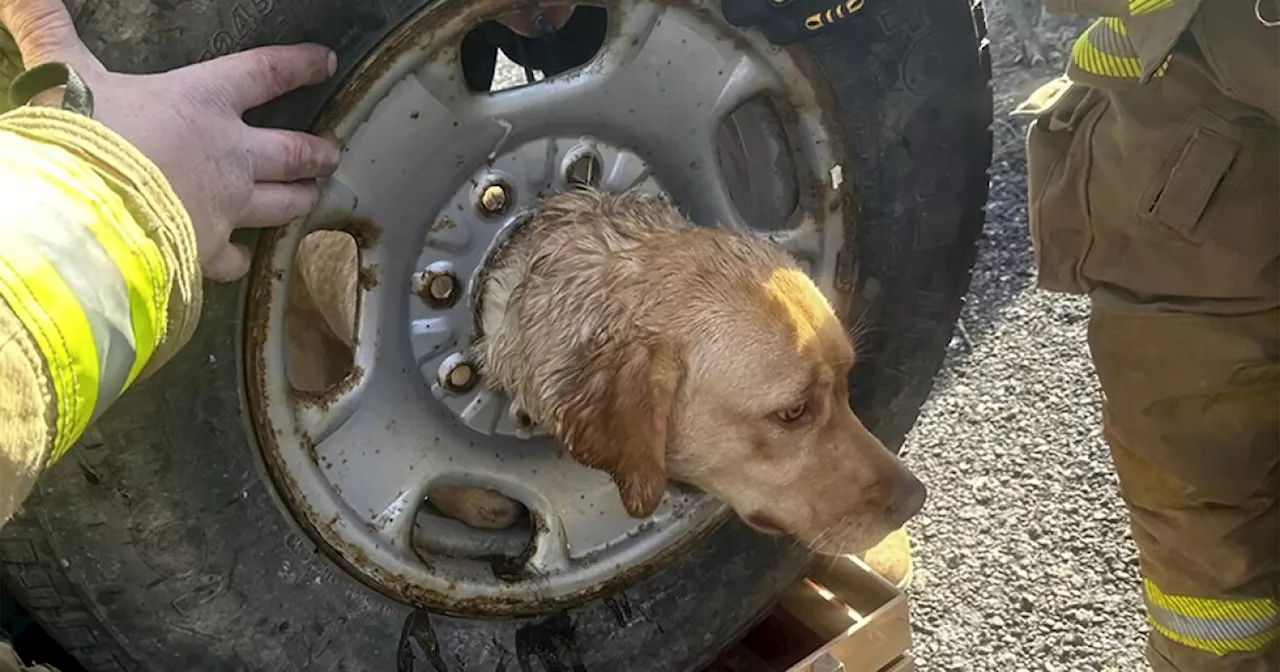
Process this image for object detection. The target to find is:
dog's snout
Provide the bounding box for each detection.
[888,474,927,524]
[744,511,787,535]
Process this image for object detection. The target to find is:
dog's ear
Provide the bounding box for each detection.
[551,337,683,518]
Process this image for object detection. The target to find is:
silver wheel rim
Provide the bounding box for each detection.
[245,0,850,616]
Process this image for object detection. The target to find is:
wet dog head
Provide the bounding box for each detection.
[532,191,926,556]
[667,261,925,556]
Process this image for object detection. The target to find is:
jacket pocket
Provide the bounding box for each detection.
[1023,79,1109,295]
[1083,98,1280,308]
[1135,108,1241,245]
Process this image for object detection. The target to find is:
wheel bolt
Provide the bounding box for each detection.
[442,361,477,393]
[478,183,510,217]
[429,274,455,301]
[415,267,460,309]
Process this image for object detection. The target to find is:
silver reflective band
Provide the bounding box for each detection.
[1147,600,1280,642]
[1144,590,1280,656]
[9,192,138,421]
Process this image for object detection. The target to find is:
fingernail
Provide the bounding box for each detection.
[318,130,343,169]
[327,50,338,76]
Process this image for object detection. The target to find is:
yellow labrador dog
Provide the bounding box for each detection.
[288,187,925,556]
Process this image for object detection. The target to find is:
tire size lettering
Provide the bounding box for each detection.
[198,0,285,62]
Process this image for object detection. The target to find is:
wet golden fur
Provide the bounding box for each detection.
[288,187,925,554]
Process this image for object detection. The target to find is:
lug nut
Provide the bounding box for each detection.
[566,154,602,187]
[442,361,477,393]
[478,183,510,217]
[415,267,460,309]
[429,274,455,301]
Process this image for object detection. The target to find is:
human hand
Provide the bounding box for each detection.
[0,0,342,281]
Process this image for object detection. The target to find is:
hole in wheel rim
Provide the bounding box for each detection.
[415,486,534,562]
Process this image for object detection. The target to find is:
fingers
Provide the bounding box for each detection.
[204,181,320,281]
[197,42,337,112]
[202,242,253,283]
[1,0,98,69]
[237,181,322,229]
[249,127,341,183]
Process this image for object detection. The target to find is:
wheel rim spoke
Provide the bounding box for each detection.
[370,483,430,554]
[480,3,779,138]
[760,213,824,260]
[331,59,514,251]
[478,2,777,230]
[604,149,655,192]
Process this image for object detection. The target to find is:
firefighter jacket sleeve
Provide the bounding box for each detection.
[0,105,202,527]
[1044,0,1203,85]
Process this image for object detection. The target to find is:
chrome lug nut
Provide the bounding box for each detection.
[416,266,460,309]
[429,274,456,301]
[478,183,510,217]
[441,360,477,394]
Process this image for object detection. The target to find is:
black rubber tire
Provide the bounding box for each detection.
[1,1,992,670]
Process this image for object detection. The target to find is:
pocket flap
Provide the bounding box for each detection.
[1146,125,1240,242]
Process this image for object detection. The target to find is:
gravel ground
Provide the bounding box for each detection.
[900,9,1149,671]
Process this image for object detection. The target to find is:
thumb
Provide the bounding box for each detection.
[1,0,98,70]
[202,241,252,283]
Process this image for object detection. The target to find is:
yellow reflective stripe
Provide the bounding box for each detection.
[80,190,166,389]
[8,199,141,421]
[0,238,99,461]
[0,125,172,462]
[1146,581,1278,621]
[1128,0,1176,15]
[0,108,198,386]
[1071,17,1173,80]
[1144,580,1280,656]
[1072,18,1144,78]
[4,125,169,397]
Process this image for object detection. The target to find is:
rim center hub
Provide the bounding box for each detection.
[411,135,663,438]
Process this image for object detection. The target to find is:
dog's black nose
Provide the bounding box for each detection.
[889,475,927,524]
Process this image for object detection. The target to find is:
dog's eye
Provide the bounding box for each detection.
[776,403,808,424]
